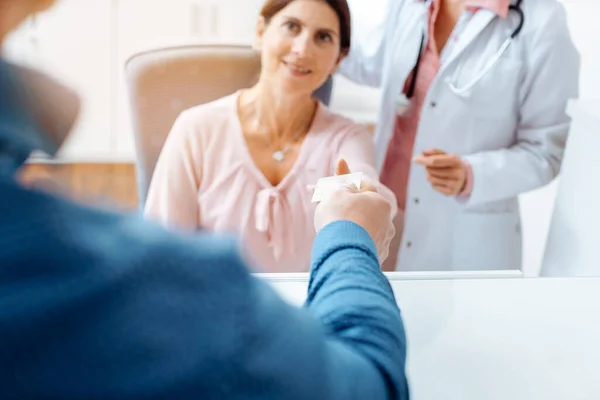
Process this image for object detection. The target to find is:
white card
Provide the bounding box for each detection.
[311,172,363,203]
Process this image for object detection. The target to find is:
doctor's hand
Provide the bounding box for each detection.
[314,185,395,264]
[413,148,467,196]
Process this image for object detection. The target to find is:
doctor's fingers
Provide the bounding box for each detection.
[426,167,462,180]
[422,148,446,156]
[432,184,458,196]
[415,154,461,168]
[427,174,460,188]
[428,176,461,195]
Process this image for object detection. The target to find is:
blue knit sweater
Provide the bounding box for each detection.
[0,60,409,399]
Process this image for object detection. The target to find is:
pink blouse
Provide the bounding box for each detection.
[144,91,396,272]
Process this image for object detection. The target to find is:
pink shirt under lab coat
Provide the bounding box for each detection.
[144,91,396,272]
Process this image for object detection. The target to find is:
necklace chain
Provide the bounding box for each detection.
[239,95,317,163]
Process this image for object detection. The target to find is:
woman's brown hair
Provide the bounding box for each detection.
[259,0,352,55]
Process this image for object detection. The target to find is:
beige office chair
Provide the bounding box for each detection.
[125,44,334,207]
[125,45,261,206]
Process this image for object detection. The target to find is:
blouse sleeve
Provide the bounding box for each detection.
[144,110,203,232]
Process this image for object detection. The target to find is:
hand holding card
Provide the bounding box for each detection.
[311,171,364,202]
[313,159,395,263]
[310,159,377,202]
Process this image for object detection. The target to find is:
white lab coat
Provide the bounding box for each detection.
[339,0,580,271]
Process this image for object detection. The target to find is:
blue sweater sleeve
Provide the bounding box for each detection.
[0,184,409,400]
[306,221,409,399]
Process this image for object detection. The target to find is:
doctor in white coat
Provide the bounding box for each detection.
[339,0,580,272]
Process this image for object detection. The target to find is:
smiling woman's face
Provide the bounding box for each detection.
[255,0,344,97]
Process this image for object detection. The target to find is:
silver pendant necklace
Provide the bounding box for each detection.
[264,132,304,163]
[244,100,317,163]
[272,149,288,163]
[271,144,293,163]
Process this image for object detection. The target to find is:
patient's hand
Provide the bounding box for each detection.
[314,184,395,264]
[335,158,377,193]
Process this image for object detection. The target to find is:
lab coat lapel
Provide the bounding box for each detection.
[392,3,428,74]
[387,0,428,97]
[439,9,496,74]
[373,0,427,172]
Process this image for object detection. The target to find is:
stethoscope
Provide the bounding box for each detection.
[396,0,525,115]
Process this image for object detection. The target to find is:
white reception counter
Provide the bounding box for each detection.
[260,273,600,400]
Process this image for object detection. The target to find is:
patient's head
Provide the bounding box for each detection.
[256,0,351,97]
[0,0,57,42]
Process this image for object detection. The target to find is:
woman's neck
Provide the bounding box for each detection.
[238,80,317,145]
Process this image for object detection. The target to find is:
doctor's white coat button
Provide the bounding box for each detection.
[430,101,437,108]
[414,198,420,204]
[406,241,412,248]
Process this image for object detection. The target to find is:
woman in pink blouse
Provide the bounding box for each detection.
[144,0,396,272]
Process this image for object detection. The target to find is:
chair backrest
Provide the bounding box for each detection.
[125,45,260,206]
[125,44,333,207]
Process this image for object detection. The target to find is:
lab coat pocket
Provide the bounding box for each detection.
[452,211,522,271]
